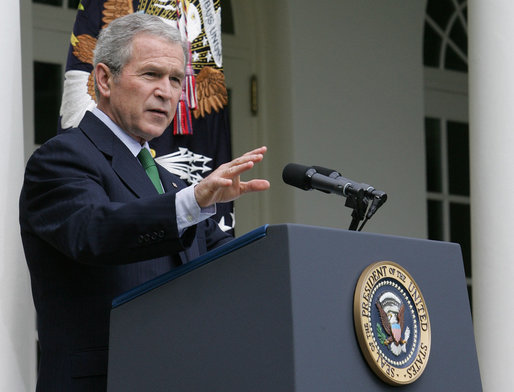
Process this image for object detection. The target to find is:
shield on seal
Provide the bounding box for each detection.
[391,323,402,343]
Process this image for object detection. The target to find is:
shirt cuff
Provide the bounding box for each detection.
[176,185,216,234]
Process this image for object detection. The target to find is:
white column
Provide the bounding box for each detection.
[0,0,37,390]
[468,1,514,390]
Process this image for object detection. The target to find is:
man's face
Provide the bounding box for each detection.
[101,34,185,142]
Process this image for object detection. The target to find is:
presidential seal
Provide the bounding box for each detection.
[353,261,431,385]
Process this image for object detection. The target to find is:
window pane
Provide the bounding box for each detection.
[34,62,62,145]
[449,17,468,58]
[33,0,63,6]
[450,202,471,278]
[426,0,454,29]
[423,22,441,68]
[425,117,442,192]
[445,45,468,72]
[427,199,444,241]
[447,121,469,196]
[220,0,235,35]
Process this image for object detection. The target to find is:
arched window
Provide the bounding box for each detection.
[424,0,468,71]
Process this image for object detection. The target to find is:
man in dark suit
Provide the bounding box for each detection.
[19,13,269,391]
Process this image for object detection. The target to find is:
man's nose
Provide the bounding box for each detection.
[155,78,173,100]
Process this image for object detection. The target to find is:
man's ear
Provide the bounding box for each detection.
[95,63,112,99]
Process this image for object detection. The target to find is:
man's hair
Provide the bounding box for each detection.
[93,12,188,98]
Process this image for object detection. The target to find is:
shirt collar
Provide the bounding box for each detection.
[91,107,150,157]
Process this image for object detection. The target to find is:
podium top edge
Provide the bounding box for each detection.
[111,224,269,309]
[111,224,457,309]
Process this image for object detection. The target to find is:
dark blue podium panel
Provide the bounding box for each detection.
[107,224,481,391]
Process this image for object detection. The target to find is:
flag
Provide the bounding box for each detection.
[60,0,234,234]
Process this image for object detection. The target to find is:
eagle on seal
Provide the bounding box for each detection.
[376,292,410,356]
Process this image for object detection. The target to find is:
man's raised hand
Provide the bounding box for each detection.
[194,146,270,208]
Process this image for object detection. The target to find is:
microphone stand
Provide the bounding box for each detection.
[345,189,369,231]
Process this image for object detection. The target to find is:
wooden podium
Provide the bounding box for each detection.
[107,224,481,391]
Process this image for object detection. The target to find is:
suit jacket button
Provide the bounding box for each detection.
[151,232,158,241]
[144,234,151,242]
[158,230,165,238]
[138,235,145,244]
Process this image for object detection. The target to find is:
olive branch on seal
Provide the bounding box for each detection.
[376,323,387,345]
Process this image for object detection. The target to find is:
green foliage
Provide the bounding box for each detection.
[376,323,387,345]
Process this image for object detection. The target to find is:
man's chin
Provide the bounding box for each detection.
[131,126,168,143]
[145,129,167,141]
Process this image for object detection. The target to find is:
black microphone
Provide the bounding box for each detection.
[312,165,387,219]
[283,163,388,221]
[312,165,368,195]
[282,163,362,197]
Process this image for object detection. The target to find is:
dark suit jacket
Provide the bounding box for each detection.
[19,111,232,391]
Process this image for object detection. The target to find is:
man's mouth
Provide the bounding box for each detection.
[148,108,168,117]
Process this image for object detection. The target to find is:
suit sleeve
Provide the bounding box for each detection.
[20,136,196,266]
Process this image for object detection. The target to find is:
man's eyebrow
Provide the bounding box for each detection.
[173,70,186,80]
[139,63,185,78]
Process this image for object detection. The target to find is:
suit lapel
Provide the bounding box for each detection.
[111,141,159,197]
[79,111,160,198]
[157,164,182,193]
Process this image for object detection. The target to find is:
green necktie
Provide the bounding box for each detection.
[137,148,164,194]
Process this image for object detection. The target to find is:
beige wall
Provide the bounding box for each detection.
[255,0,427,238]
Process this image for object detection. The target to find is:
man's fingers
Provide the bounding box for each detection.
[223,146,266,175]
[223,159,257,178]
[229,153,263,168]
[242,146,267,157]
[240,179,271,194]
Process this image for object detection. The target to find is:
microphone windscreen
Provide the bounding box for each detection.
[282,163,313,190]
